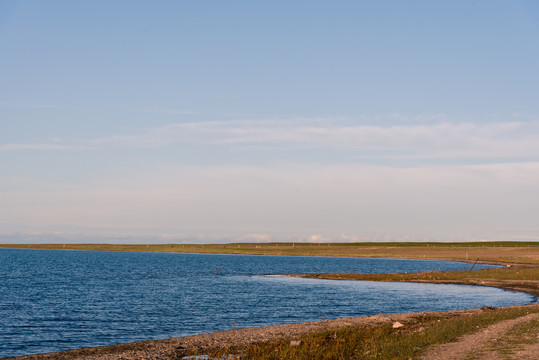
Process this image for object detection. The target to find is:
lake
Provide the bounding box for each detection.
[0,248,535,358]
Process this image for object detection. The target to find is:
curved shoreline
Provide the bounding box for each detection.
[6,274,538,360]
[4,252,538,360]
[289,275,539,298]
[8,304,539,360]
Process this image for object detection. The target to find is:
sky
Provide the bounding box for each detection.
[1,0,539,243]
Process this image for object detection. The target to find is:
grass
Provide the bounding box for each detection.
[297,266,539,282]
[465,316,539,359]
[187,307,539,360]
[506,317,538,345]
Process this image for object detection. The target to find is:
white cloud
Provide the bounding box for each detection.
[86,117,539,161]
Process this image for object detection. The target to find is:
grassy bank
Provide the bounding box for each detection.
[297,266,539,282]
[186,306,539,360]
[294,266,539,297]
[295,267,539,282]
[1,241,538,265]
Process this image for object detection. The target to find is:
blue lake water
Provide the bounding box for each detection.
[0,248,535,358]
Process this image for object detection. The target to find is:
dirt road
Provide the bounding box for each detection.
[422,312,539,360]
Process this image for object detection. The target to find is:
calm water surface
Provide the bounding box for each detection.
[0,249,535,358]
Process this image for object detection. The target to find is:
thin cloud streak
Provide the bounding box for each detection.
[0,143,92,152]
[135,107,200,115]
[91,118,539,161]
[3,117,539,163]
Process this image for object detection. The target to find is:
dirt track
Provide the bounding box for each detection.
[421,312,539,360]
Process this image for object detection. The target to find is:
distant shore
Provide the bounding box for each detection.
[1,241,538,266]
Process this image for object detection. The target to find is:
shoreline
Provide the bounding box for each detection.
[3,246,537,359]
[1,242,537,266]
[8,304,539,360]
[1,245,531,270]
[288,274,539,298]
[6,274,538,360]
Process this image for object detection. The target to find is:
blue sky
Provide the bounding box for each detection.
[1,0,539,243]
